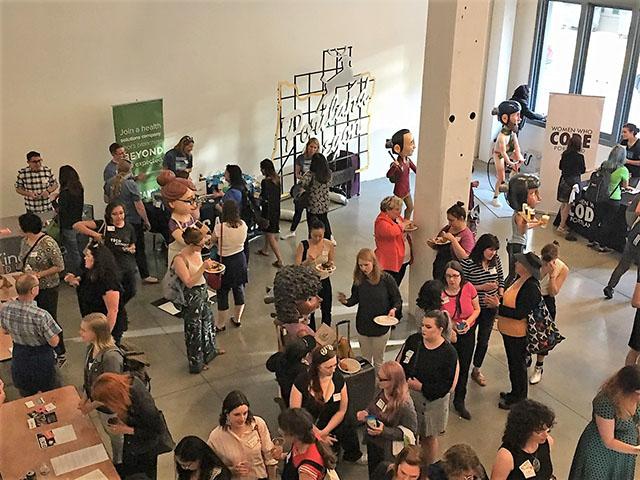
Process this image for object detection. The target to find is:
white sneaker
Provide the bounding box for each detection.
[491,197,502,208]
[280,232,295,240]
[529,366,543,385]
[331,235,337,246]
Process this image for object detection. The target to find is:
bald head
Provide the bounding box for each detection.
[15,273,39,296]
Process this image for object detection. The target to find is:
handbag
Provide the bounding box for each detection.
[161,255,187,307]
[526,295,565,355]
[556,176,573,201]
[291,182,310,209]
[155,410,176,455]
[205,223,224,290]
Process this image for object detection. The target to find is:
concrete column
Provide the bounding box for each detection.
[409,0,492,316]
[477,0,518,163]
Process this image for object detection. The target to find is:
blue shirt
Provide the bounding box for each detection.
[0,299,61,346]
[222,187,243,206]
[103,160,118,183]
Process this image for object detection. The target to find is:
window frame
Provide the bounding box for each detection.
[529,0,640,145]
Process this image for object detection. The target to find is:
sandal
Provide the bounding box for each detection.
[272,261,283,268]
[214,326,226,333]
[231,317,241,327]
[256,250,269,256]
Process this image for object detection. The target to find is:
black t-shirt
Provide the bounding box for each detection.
[501,440,552,480]
[77,270,123,317]
[558,150,586,178]
[57,188,85,229]
[294,370,345,429]
[95,220,137,271]
[623,139,640,178]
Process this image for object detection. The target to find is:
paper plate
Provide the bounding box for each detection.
[205,263,226,274]
[404,224,418,232]
[315,264,336,274]
[433,238,451,245]
[374,315,399,327]
[338,358,362,374]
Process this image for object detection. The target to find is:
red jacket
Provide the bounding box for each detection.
[374,212,407,272]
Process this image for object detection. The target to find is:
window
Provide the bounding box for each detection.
[534,1,581,114]
[580,8,632,133]
[530,0,640,143]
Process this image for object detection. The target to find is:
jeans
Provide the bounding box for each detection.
[132,222,150,278]
[505,242,525,287]
[290,204,305,232]
[307,212,332,239]
[36,286,65,356]
[216,284,245,311]
[473,307,497,369]
[453,324,477,405]
[309,278,332,329]
[502,334,528,402]
[607,238,640,288]
[60,228,83,275]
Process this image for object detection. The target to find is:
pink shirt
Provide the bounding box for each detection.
[439,225,475,260]
[441,282,478,328]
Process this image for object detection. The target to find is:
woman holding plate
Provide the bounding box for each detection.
[338,248,402,370]
[295,217,335,328]
[428,202,475,282]
[173,226,224,374]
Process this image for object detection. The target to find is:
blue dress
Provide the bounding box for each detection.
[568,392,640,479]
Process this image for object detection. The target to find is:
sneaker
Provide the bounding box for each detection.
[56,354,67,368]
[491,197,502,208]
[280,232,296,240]
[603,286,614,300]
[556,226,568,235]
[529,366,543,385]
[142,276,159,284]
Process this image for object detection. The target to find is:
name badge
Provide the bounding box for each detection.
[518,460,536,479]
[245,432,260,449]
[332,392,342,402]
[29,252,38,257]
[106,225,116,232]
[489,268,497,275]
[375,398,387,411]
[403,350,414,364]
[441,296,450,304]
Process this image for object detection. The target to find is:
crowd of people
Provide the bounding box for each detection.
[2,114,640,480]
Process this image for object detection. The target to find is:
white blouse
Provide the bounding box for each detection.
[213,220,248,257]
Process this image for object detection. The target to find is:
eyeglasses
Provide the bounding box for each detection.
[377,376,389,382]
[319,344,334,356]
[445,273,461,279]
[176,198,198,205]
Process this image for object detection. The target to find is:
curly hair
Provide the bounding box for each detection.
[274,265,321,324]
[501,399,555,449]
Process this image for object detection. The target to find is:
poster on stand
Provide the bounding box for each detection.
[112,99,164,199]
[538,93,604,213]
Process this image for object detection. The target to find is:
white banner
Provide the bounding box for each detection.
[538,93,604,213]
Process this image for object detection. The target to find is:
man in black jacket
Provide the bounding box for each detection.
[510,84,546,131]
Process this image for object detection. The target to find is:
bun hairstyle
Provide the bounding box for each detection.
[623,123,639,136]
[157,170,195,202]
[446,201,466,220]
[541,241,560,263]
[182,226,204,246]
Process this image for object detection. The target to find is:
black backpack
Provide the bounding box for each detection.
[118,343,152,392]
[583,167,618,204]
[240,186,269,230]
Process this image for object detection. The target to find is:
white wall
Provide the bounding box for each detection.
[0,0,428,217]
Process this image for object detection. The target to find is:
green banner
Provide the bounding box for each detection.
[112,99,164,199]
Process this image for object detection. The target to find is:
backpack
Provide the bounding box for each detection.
[118,343,152,392]
[162,255,187,308]
[240,186,269,230]
[583,167,618,204]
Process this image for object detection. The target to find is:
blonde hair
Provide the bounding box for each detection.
[378,361,409,423]
[380,195,403,213]
[109,159,132,201]
[353,248,382,286]
[304,138,320,158]
[82,313,115,352]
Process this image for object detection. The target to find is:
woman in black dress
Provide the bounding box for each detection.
[556,135,585,234]
[257,158,284,268]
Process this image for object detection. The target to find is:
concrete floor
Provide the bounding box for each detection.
[2,176,640,478]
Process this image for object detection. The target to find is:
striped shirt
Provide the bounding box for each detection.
[0,299,61,346]
[15,166,56,213]
[460,256,505,307]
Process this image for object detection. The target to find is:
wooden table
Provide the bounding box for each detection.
[0,385,120,479]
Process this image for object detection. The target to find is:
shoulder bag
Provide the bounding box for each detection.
[526,289,565,356]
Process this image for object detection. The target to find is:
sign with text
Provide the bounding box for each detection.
[112,99,164,199]
[538,93,604,212]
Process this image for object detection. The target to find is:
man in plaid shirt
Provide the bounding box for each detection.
[15,151,58,213]
[0,273,61,396]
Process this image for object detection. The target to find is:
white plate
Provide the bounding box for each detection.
[338,358,362,374]
[205,263,226,274]
[373,315,399,327]
[404,224,418,232]
[433,238,451,245]
[315,264,336,274]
